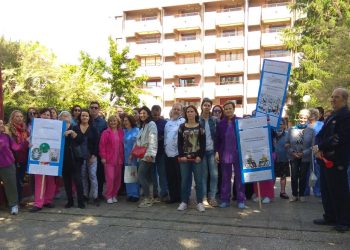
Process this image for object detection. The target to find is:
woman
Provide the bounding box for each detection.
[133,108,141,128]
[7,110,30,204]
[59,111,85,209]
[177,105,206,212]
[133,106,157,208]
[286,109,315,202]
[0,119,21,215]
[26,107,38,134]
[123,115,140,202]
[49,107,58,120]
[212,105,224,121]
[30,108,57,212]
[99,115,124,204]
[71,105,82,126]
[77,109,99,206]
[215,101,246,209]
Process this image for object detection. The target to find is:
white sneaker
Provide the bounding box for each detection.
[112,197,118,203]
[107,198,113,204]
[253,197,261,202]
[177,202,188,211]
[196,203,205,212]
[203,199,210,206]
[289,196,298,202]
[262,197,271,204]
[11,205,18,215]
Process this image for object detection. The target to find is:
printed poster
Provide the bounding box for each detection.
[236,116,274,183]
[27,118,66,176]
[255,59,291,128]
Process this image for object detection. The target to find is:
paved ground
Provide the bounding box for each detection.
[1,182,349,250]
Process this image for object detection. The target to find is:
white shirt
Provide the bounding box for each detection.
[164,117,185,157]
[205,119,214,151]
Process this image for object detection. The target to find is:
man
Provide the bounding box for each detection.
[151,105,169,201]
[313,88,350,233]
[89,101,108,200]
[199,98,218,207]
[164,103,185,203]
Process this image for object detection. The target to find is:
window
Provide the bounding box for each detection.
[221,29,242,37]
[265,25,288,33]
[178,9,199,17]
[141,13,158,21]
[144,80,161,88]
[140,56,161,66]
[264,49,290,58]
[219,5,242,13]
[138,36,160,44]
[179,78,196,87]
[220,75,243,85]
[220,98,242,106]
[178,54,200,64]
[180,100,200,107]
[180,32,197,41]
[219,51,243,61]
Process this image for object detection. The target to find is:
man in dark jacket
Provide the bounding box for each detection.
[313,88,350,233]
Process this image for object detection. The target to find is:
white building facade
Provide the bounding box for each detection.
[114,0,295,117]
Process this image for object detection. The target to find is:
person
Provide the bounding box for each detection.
[151,105,169,202]
[0,119,20,215]
[286,109,315,202]
[71,105,82,126]
[99,115,124,204]
[215,101,246,209]
[117,107,125,116]
[30,108,57,212]
[274,118,290,199]
[177,105,206,212]
[164,103,185,204]
[26,107,38,134]
[123,115,140,202]
[316,107,325,121]
[306,108,324,197]
[212,105,224,121]
[199,98,218,207]
[323,110,333,121]
[313,88,350,233]
[7,110,30,205]
[133,106,158,208]
[133,108,141,128]
[59,111,85,209]
[49,107,58,120]
[89,101,108,200]
[78,109,100,206]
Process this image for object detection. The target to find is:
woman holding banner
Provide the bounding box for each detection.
[215,101,246,209]
[30,108,56,212]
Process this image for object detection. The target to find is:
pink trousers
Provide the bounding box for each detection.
[253,180,275,199]
[104,164,122,200]
[34,175,56,208]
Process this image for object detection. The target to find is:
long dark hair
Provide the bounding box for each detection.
[139,106,152,126]
[77,109,92,126]
[124,114,137,128]
[212,105,224,120]
[184,105,200,123]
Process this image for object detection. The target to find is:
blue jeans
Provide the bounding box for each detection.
[138,160,153,198]
[180,161,203,204]
[313,159,321,197]
[153,153,169,197]
[202,150,218,200]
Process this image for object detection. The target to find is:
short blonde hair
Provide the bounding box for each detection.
[299,109,310,118]
[107,115,121,128]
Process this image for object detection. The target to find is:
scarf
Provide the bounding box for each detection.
[11,123,28,143]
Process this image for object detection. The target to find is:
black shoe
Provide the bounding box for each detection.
[29,206,42,212]
[131,197,139,202]
[313,218,336,226]
[334,225,349,233]
[43,203,55,208]
[126,196,132,202]
[93,198,100,207]
[78,202,86,209]
[65,200,74,208]
[98,194,104,200]
[83,196,89,203]
[280,192,289,199]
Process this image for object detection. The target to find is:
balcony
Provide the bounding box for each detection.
[215,83,244,97]
[136,66,162,78]
[174,63,202,76]
[175,86,202,99]
[261,32,284,47]
[129,43,162,57]
[203,82,216,99]
[142,86,163,98]
[203,59,216,77]
[124,19,137,37]
[135,19,162,35]
[247,80,260,98]
[216,36,244,51]
[215,60,244,74]
[174,40,201,54]
[262,2,292,23]
[216,8,244,27]
[164,13,201,33]
[203,36,216,54]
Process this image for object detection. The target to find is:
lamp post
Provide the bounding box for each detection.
[302,94,311,108]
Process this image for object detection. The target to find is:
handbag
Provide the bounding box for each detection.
[72,137,90,160]
[124,165,138,183]
[131,145,147,159]
[309,151,318,187]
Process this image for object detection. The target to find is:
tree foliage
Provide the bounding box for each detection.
[283,0,350,118]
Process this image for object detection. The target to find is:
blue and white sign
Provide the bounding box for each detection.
[236,116,274,183]
[255,59,291,129]
[27,118,66,176]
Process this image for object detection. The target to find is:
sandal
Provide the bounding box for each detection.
[280,192,289,199]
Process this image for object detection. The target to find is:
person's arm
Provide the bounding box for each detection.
[196,126,206,160]
[302,129,314,158]
[145,123,158,160]
[177,124,185,158]
[72,125,83,144]
[99,131,107,164]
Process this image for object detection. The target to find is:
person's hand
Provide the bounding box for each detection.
[315,151,323,159]
[284,143,290,149]
[178,157,187,163]
[292,152,300,159]
[88,155,96,166]
[215,152,220,163]
[145,156,153,162]
[312,145,319,154]
[101,158,106,165]
[195,156,201,163]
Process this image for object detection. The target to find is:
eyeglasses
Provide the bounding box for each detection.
[89,106,99,110]
[29,112,37,115]
[213,110,222,113]
[74,109,81,112]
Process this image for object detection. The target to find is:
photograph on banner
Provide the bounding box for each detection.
[27,118,66,176]
[236,116,274,183]
[255,59,291,129]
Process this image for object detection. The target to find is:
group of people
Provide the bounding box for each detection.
[0,87,350,232]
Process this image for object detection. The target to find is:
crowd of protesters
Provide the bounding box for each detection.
[0,87,349,232]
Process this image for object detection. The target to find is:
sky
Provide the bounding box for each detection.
[0,0,119,64]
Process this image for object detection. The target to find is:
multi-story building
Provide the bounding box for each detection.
[114,0,295,117]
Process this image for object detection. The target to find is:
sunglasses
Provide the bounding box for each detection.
[74,109,81,112]
[213,110,222,113]
[90,106,99,110]
[29,112,37,115]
